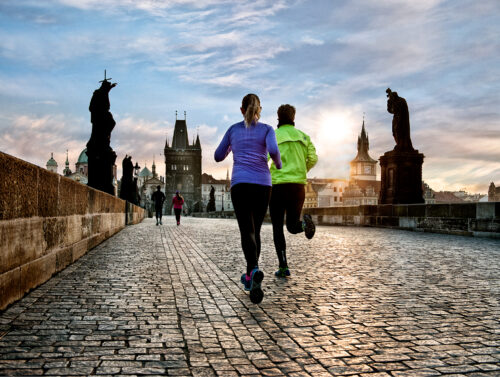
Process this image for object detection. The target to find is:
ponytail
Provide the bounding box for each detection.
[242,93,261,127]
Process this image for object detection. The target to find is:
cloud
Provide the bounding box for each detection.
[0,113,87,170]
[301,36,324,46]
[0,0,499,193]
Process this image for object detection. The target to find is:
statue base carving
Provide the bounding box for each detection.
[379,149,424,204]
[87,148,117,196]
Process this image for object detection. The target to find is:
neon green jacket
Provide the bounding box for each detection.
[270,124,318,185]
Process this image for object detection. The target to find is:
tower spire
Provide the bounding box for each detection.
[152,155,157,178]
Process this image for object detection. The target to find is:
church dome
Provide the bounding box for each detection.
[46,153,57,167]
[77,148,88,164]
[139,166,152,177]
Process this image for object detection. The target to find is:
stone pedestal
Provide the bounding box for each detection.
[379,150,424,204]
[87,148,117,196]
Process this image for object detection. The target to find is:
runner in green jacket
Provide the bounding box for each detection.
[269,104,318,277]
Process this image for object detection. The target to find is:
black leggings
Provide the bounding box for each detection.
[174,208,182,223]
[231,183,271,276]
[269,183,305,268]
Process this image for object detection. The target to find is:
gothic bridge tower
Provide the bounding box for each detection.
[164,112,202,213]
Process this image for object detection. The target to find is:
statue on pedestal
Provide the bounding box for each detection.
[86,70,117,195]
[207,185,216,212]
[379,88,424,204]
[120,155,136,203]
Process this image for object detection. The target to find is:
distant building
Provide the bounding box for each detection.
[63,149,90,185]
[488,183,500,201]
[46,153,58,173]
[139,159,165,214]
[343,180,380,206]
[57,148,116,193]
[433,191,465,203]
[201,171,232,211]
[423,182,436,204]
[304,181,322,208]
[75,149,89,177]
[343,120,380,206]
[164,113,202,213]
[307,178,348,207]
[453,190,485,202]
[349,120,377,181]
[137,164,153,188]
[424,183,487,204]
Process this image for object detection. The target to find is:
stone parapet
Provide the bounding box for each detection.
[305,202,500,238]
[0,151,145,310]
[192,211,236,219]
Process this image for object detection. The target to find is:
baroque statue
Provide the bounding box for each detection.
[119,155,135,203]
[86,70,117,195]
[207,185,216,212]
[386,88,414,151]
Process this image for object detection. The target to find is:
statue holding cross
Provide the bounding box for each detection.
[86,70,118,195]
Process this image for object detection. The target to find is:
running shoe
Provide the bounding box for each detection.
[249,268,264,304]
[302,214,316,239]
[274,267,291,278]
[241,273,251,291]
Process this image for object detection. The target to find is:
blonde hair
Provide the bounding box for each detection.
[242,93,261,127]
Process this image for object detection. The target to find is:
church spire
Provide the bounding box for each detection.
[152,155,157,178]
[195,129,201,149]
[358,118,369,153]
[352,117,376,164]
[63,150,71,176]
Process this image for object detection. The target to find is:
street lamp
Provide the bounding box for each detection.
[134,162,140,177]
[221,187,225,211]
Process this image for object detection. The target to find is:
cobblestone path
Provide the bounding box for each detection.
[1,217,499,376]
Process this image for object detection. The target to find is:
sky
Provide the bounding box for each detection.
[0,0,499,194]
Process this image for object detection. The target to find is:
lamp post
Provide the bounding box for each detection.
[221,187,224,212]
[134,162,140,177]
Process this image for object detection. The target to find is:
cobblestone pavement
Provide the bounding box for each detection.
[1,217,499,376]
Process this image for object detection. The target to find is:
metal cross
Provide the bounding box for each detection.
[99,69,112,83]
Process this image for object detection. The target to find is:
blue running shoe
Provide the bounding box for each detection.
[241,273,251,291]
[302,214,315,239]
[249,268,264,304]
[274,267,291,278]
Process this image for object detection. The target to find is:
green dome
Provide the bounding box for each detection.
[139,166,152,177]
[46,153,57,167]
[77,148,88,164]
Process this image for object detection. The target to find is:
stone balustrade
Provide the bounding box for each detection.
[193,202,499,238]
[0,151,145,310]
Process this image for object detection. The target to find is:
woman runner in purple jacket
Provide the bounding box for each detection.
[215,93,282,303]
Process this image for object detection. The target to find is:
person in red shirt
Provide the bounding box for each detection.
[172,191,184,226]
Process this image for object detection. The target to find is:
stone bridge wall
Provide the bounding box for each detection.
[308,202,500,238]
[193,202,500,238]
[0,152,145,310]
